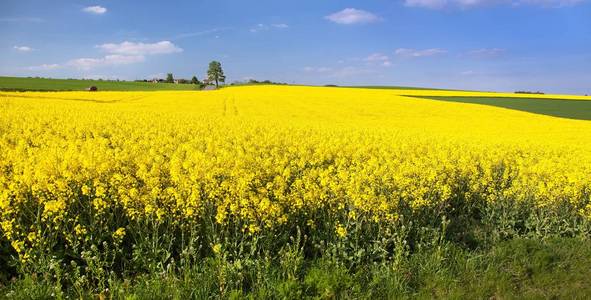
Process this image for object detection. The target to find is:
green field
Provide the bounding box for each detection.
[416,96,591,121]
[0,76,199,91]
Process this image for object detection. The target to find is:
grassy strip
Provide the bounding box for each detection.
[415,95,591,121]
[2,237,591,299]
[0,77,199,91]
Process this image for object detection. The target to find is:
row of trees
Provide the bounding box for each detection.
[163,61,226,88]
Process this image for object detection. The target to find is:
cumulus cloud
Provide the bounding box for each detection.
[97,41,182,55]
[404,0,583,9]
[83,6,107,14]
[67,55,145,70]
[14,46,33,52]
[395,48,447,58]
[325,8,381,25]
[59,41,183,71]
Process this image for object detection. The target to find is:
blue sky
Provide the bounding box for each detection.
[1,0,590,94]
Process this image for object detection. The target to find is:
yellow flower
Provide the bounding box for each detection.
[95,185,106,197]
[112,227,126,240]
[2,84,591,264]
[81,185,91,196]
[335,224,347,238]
[212,243,222,255]
[93,198,108,212]
[75,224,88,236]
[348,210,357,220]
[27,231,38,244]
[43,200,66,219]
[11,240,24,254]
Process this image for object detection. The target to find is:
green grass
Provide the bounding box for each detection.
[0,76,199,91]
[3,238,591,299]
[416,95,591,121]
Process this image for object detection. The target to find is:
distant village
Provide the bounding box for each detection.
[134,75,288,89]
[131,60,287,89]
[135,74,215,89]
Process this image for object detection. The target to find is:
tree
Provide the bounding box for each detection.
[191,76,200,85]
[207,61,225,88]
[166,73,174,83]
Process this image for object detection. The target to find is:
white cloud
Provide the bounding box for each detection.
[26,64,61,71]
[365,53,392,67]
[67,55,145,70]
[365,53,389,62]
[404,0,582,9]
[83,6,107,15]
[174,27,229,39]
[14,46,33,52]
[404,0,450,9]
[250,24,266,33]
[148,73,166,79]
[102,55,145,65]
[97,41,182,55]
[303,66,333,73]
[521,0,585,6]
[303,66,374,78]
[329,66,373,78]
[58,41,183,71]
[82,74,123,80]
[461,70,476,75]
[466,48,506,58]
[395,48,447,58]
[249,23,289,33]
[325,8,380,25]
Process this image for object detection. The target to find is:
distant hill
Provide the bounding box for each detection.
[345,85,466,91]
[0,76,199,91]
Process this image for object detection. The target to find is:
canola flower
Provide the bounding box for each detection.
[1,86,591,266]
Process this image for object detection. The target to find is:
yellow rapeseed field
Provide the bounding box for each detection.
[1,85,591,265]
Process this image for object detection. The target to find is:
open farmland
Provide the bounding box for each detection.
[0,76,199,91]
[2,86,591,298]
[416,95,591,120]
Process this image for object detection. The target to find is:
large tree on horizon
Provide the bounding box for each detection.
[165,73,174,83]
[207,61,225,88]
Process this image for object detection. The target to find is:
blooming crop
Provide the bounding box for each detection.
[1,86,591,269]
